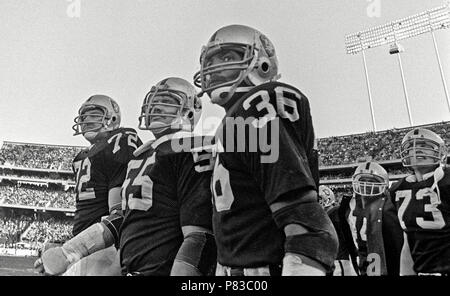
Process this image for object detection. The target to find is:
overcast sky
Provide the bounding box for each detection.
[1,0,449,146]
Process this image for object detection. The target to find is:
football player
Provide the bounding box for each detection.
[35,95,141,275]
[349,162,403,276]
[119,77,216,276]
[389,128,450,275]
[194,24,338,276]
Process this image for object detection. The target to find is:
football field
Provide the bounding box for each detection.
[0,256,39,276]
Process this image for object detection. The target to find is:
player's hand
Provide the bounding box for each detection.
[34,242,62,275]
[41,246,71,276]
[281,253,326,276]
[34,257,46,274]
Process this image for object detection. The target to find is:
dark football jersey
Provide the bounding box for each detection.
[347,194,368,274]
[341,193,403,276]
[390,167,450,273]
[119,133,214,276]
[72,127,141,236]
[212,81,318,267]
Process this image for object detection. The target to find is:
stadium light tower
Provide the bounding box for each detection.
[345,3,450,129]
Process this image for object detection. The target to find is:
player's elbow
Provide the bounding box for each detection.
[272,199,339,270]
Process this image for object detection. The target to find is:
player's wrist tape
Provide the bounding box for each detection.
[272,202,338,270]
[101,209,123,248]
[62,223,106,261]
[174,231,217,276]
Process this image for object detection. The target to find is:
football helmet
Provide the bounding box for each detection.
[400,128,447,168]
[194,24,279,105]
[139,77,202,135]
[352,162,389,197]
[72,95,121,138]
[318,185,336,209]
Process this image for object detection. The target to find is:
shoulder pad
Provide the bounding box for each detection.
[73,149,89,162]
[133,140,155,157]
[119,127,139,135]
[389,178,405,193]
[102,128,141,161]
[151,133,216,156]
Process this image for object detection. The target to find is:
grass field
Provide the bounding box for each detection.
[0,256,40,276]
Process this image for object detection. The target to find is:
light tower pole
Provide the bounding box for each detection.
[345,3,450,129]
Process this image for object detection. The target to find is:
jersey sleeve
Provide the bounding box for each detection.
[232,82,317,205]
[177,151,214,230]
[105,129,142,190]
[381,192,404,275]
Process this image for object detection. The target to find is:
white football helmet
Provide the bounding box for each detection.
[400,128,447,168]
[139,77,202,135]
[318,185,336,209]
[72,95,121,139]
[352,162,389,197]
[194,24,280,105]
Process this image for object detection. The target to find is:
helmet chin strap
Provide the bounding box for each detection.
[83,131,98,142]
[150,115,193,137]
[210,86,253,106]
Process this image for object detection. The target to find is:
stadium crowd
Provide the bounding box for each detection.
[0,215,32,248]
[22,219,73,244]
[317,121,450,166]
[0,185,75,209]
[0,215,72,249]
[0,142,82,171]
[1,122,450,170]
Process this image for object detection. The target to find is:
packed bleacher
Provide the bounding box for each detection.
[0,185,75,209]
[0,142,83,171]
[0,215,32,248]
[317,121,450,167]
[1,122,449,171]
[21,219,73,245]
[0,214,73,249]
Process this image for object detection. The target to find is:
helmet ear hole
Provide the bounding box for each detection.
[255,57,272,80]
[187,111,194,119]
[261,61,270,73]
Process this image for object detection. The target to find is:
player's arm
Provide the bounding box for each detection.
[270,189,339,276]
[170,225,216,276]
[399,232,416,275]
[300,97,320,189]
[39,187,123,275]
[170,149,217,276]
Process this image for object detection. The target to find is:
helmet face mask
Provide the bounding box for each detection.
[72,95,121,140]
[352,162,389,197]
[196,44,254,93]
[400,129,447,169]
[194,24,279,105]
[139,77,201,136]
[352,174,387,196]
